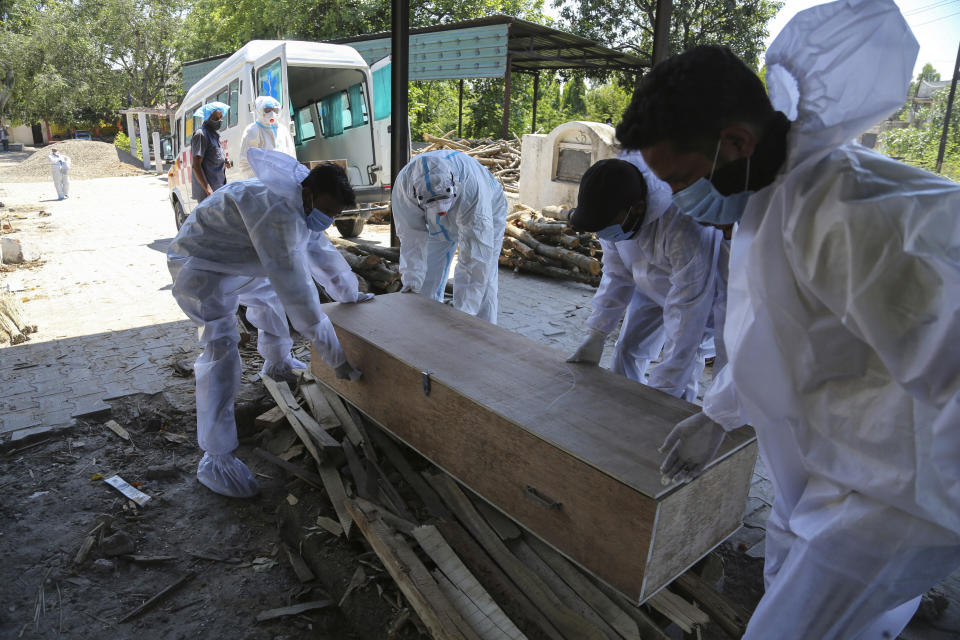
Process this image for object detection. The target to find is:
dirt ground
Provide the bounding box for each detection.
[0,344,432,639]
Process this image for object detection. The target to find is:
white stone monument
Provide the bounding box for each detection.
[518,121,619,211]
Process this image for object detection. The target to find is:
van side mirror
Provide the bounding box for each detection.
[161,137,174,162]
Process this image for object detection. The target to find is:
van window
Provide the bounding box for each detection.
[216,87,228,107]
[257,58,283,102]
[185,103,201,140]
[295,105,316,143]
[228,79,239,128]
[345,83,368,129]
[372,65,391,120]
[319,93,344,137]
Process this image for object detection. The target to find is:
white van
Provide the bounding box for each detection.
[168,40,393,231]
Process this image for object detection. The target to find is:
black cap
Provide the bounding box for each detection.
[569,159,647,232]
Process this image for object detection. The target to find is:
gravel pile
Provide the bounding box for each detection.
[0,140,152,182]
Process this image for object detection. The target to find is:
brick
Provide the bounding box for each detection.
[0,409,42,433]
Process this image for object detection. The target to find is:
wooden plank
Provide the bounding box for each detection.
[313,293,757,602]
[315,380,367,448]
[590,580,672,640]
[646,589,710,634]
[252,447,324,490]
[413,525,526,640]
[428,473,609,640]
[342,437,376,500]
[511,538,623,640]
[261,374,341,452]
[299,377,342,430]
[255,600,334,622]
[283,543,316,583]
[368,425,452,520]
[318,463,353,539]
[525,536,641,640]
[344,499,482,640]
[672,572,750,639]
[254,405,287,429]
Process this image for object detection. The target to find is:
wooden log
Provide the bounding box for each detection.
[0,293,33,345]
[499,256,601,287]
[310,293,758,603]
[558,234,580,250]
[330,236,400,263]
[423,133,470,151]
[502,237,536,261]
[337,249,400,283]
[517,218,567,236]
[541,205,572,222]
[505,223,601,276]
[345,499,482,640]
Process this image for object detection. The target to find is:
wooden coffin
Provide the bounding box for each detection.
[312,293,757,603]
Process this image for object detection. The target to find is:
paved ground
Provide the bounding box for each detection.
[0,167,955,636]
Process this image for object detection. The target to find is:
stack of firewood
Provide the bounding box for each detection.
[500,204,604,286]
[418,129,521,196]
[329,237,402,295]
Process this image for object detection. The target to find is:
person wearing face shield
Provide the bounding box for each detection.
[392,151,507,323]
[617,2,960,639]
[566,157,722,402]
[238,96,295,178]
[167,148,366,498]
[191,101,233,202]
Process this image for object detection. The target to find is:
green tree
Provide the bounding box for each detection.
[879,84,960,182]
[557,0,782,70]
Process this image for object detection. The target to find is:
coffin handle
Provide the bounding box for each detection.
[525,485,563,511]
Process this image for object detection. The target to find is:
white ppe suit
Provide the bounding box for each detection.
[168,148,353,496]
[393,151,507,323]
[238,96,295,179]
[49,151,71,199]
[700,1,960,638]
[586,151,722,401]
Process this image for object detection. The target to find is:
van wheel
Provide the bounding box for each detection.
[174,199,188,230]
[336,217,365,238]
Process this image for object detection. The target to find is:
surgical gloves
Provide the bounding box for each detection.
[334,361,363,381]
[659,412,726,484]
[567,329,607,365]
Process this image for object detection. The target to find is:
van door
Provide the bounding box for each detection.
[253,43,290,140]
[369,56,392,186]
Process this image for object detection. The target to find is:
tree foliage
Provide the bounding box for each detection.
[557,0,782,70]
[879,78,960,182]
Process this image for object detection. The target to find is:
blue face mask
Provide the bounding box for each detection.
[596,224,634,243]
[672,179,753,226]
[306,209,333,232]
[671,141,753,226]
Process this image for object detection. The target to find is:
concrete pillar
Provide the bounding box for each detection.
[152,131,162,174]
[125,113,137,158]
[138,112,150,170]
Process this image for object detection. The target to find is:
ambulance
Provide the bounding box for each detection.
[168,40,392,234]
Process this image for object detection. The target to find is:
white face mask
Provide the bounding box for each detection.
[306,209,333,232]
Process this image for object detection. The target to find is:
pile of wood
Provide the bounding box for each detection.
[418,129,522,196]
[257,371,753,640]
[501,204,604,286]
[329,237,402,295]
[0,293,36,345]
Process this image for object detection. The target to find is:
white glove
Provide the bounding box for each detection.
[566,329,607,364]
[400,283,417,293]
[334,361,363,381]
[354,292,375,303]
[659,412,726,484]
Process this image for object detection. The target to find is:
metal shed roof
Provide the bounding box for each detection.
[329,15,650,80]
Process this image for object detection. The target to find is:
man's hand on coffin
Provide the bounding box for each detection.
[334,361,363,382]
[659,412,726,484]
[566,329,607,365]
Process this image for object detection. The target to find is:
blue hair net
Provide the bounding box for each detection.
[194,101,231,120]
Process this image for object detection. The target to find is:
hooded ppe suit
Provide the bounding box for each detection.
[238,96,295,179]
[698,2,960,638]
[167,148,353,497]
[393,151,507,323]
[585,151,722,401]
[49,151,71,199]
